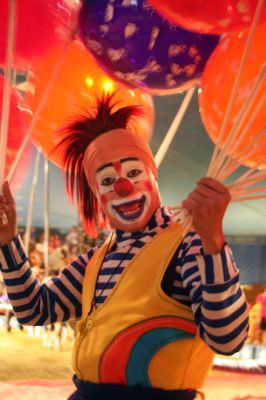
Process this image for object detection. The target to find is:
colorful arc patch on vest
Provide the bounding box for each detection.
[99,316,196,386]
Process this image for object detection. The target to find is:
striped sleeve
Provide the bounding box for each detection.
[0,235,96,325]
[0,234,27,269]
[173,232,249,355]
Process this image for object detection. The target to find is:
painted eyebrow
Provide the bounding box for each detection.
[96,162,113,173]
[96,157,139,173]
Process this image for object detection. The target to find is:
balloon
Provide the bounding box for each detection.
[0,0,80,69]
[0,76,32,191]
[26,40,155,167]
[148,0,266,35]
[199,24,266,169]
[78,0,219,95]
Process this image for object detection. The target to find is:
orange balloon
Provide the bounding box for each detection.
[199,24,266,169]
[27,40,154,167]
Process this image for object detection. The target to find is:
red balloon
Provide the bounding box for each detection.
[0,0,80,69]
[0,76,32,191]
[148,0,266,34]
[199,24,266,169]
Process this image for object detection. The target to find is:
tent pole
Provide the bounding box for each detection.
[43,158,50,278]
[24,149,41,253]
[154,87,195,168]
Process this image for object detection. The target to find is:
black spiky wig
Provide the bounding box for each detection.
[52,92,146,235]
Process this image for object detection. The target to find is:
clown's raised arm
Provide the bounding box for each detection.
[0,95,249,399]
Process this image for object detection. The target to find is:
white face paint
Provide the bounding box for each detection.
[95,157,161,231]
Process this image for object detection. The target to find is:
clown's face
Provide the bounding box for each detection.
[95,157,161,231]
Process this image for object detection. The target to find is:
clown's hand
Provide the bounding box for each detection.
[182,177,231,254]
[0,181,18,246]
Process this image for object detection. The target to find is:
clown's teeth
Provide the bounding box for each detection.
[119,203,141,213]
[122,206,141,215]
[122,206,140,213]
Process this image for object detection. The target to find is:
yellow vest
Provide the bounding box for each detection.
[72,222,214,390]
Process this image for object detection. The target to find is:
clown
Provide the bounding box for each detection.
[0,95,249,400]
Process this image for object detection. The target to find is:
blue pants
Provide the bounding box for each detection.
[68,375,197,400]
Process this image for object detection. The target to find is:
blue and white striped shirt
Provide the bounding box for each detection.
[0,207,249,355]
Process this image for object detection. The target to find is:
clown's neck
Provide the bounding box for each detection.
[115,206,173,242]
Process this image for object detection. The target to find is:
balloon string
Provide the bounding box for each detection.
[228,171,266,191]
[232,186,266,195]
[232,194,266,202]
[229,165,265,188]
[0,0,16,193]
[154,87,195,168]
[225,136,266,187]
[216,129,266,182]
[207,0,265,177]
[7,32,75,184]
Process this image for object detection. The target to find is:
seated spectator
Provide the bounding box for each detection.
[66,226,79,247]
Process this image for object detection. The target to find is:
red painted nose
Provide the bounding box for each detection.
[114,178,134,197]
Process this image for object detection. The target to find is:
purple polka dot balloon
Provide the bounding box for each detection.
[78,0,219,95]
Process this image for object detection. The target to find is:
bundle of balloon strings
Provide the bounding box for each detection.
[169,62,266,233]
